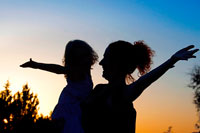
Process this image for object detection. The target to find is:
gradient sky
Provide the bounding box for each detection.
[0,0,200,133]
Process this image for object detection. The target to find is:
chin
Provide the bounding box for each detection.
[102,73,109,81]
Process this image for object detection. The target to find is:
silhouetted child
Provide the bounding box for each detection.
[21,40,98,133]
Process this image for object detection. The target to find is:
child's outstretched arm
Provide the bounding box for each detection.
[20,58,66,74]
[126,45,199,102]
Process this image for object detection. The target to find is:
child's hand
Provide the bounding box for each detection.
[20,58,37,68]
[171,45,199,61]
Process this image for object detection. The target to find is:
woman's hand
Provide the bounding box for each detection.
[20,58,38,68]
[171,45,199,61]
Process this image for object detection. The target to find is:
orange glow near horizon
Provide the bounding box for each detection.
[1,1,200,132]
[0,73,198,133]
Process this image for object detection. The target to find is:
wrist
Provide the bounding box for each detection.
[33,62,39,69]
[170,55,179,63]
[168,56,178,68]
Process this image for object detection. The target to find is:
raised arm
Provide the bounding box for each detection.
[126,45,199,102]
[20,58,66,74]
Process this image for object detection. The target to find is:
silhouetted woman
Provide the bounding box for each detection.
[81,40,198,133]
[20,40,98,133]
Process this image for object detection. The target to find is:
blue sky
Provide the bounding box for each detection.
[0,0,200,132]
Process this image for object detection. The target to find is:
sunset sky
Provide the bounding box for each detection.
[0,0,200,133]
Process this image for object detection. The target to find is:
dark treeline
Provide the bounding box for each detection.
[0,81,61,133]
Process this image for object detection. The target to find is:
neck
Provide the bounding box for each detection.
[68,70,91,82]
[108,77,126,86]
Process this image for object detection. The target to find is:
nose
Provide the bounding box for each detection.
[99,58,103,65]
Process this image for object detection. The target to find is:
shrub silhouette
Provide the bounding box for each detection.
[0,81,58,133]
[189,65,200,133]
[189,65,200,111]
[163,126,173,133]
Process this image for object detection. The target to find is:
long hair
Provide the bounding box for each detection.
[63,40,98,81]
[108,40,154,83]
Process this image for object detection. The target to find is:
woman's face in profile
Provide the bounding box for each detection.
[99,47,121,81]
[99,48,110,80]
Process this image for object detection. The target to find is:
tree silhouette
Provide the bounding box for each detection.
[189,65,200,133]
[163,126,173,133]
[0,81,58,133]
[189,66,200,111]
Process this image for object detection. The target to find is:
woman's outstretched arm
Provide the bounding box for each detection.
[126,45,199,102]
[20,58,66,74]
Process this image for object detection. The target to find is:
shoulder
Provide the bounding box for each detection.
[82,84,108,105]
[93,84,107,91]
[92,84,109,95]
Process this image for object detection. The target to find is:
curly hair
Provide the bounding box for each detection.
[63,40,98,80]
[133,40,155,76]
[108,40,154,83]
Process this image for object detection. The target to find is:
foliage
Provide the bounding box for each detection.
[189,65,200,132]
[0,81,56,133]
[189,65,200,112]
[163,126,173,133]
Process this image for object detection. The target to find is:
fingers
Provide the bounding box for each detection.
[182,46,199,57]
[183,45,195,51]
[191,55,196,58]
[191,49,199,54]
[20,58,33,68]
[182,49,198,60]
[20,63,25,67]
[181,56,195,61]
[177,45,195,53]
[187,49,199,56]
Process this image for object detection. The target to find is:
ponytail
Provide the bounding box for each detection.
[133,40,155,76]
[107,40,154,83]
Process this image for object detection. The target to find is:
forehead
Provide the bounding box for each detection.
[103,46,119,63]
[103,47,110,56]
[103,44,121,56]
[103,46,115,60]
